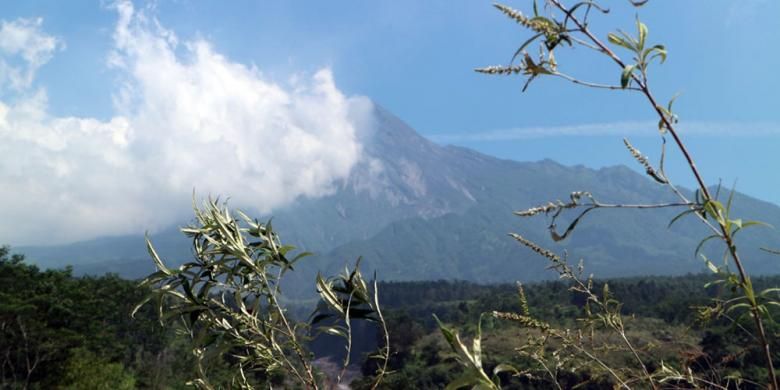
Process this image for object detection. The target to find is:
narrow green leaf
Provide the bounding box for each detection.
[445,372,480,390]
[324,327,348,338]
[493,363,519,376]
[621,64,636,88]
[608,33,634,51]
[725,302,752,314]
[667,92,680,111]
[473,314,485,369]
[668,208,697,228]
[510,32,545,64]
[705,258,719,274]
[695,234,721,256]
[637,20,647,50]
[741,220,772,230]
[759,287,780,297]
[316,273,344,315]
[146,235,171,276]
[642,45,667,66]
[131,293,154,318]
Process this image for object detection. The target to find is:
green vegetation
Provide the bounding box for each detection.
[0,245,193,388]
[3,245,775,388]
[351,277,780,389]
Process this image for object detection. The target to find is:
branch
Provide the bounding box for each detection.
[553,71,641,91]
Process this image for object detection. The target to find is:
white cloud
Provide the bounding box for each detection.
[0,1,370,245]
[0,17,63,91]
[432,121,780,143]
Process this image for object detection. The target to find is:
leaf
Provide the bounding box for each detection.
[668,208,697,228]
[435,315,459,353]
[445,372,481,390]
[761,247,780,256]
[550,206,596,242]
[695,234,721,257]
[704,257,719,274]
[667,92,680,111]
[621,64,636,88]
[131,293,154,319]
[316,273,344,315]
[565,2,609,27]
[146,235,171,276]
[725,302,752,314]
[473,314,484,369]
[642,45,666,64]
[703,200,726,225]
[703,279,726,289]
[309,313,332,325]
[733,220,773,237]
[510,32,545,64]
[608,33,634,51]
[760,287,780,297]
[636,20,648,50]
[323,327,348,338]
[493,363,519,376]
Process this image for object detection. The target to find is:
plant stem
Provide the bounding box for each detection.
[549,1,777,387]
[371,279,391,390]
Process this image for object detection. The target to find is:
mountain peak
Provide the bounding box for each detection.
[365,102,442,155]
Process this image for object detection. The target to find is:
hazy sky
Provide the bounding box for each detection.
[1,1,778,245]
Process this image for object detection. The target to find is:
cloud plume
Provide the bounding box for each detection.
[0,1,369,245]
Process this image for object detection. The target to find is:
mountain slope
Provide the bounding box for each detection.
[18,104,780,286]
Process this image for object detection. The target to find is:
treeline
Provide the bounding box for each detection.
[376,274,780,326]
[2,244,778,388]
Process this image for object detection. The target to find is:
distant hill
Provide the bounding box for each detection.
[18,104,780,293]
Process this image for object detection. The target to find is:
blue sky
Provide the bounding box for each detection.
[1,1,778,244]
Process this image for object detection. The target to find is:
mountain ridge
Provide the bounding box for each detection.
[17,104,780,287]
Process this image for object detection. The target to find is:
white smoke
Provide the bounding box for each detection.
[0,1,370,245]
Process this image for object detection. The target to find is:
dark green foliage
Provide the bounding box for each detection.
[1,240,778,388]
[0,245,198,388]
[61,348,135,390]
[351,276,780,389]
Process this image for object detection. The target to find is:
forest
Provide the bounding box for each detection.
[2,246,778,388]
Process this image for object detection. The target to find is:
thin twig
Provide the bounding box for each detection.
[553,71,641,91]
